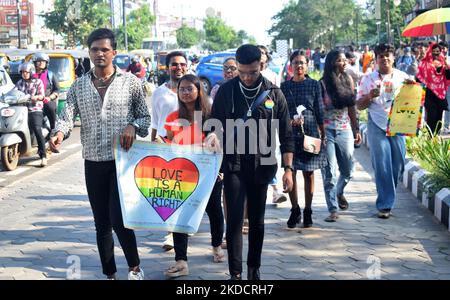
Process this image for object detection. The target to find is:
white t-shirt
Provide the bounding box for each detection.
[150,83,178,137]
[357,69,409,131]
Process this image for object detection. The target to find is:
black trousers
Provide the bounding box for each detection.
[43,101,57,130]
[425,102,444,134]
[28,112,46,159]
[84,160,140,276]
[223,171,269,276]
[173,181,224,261]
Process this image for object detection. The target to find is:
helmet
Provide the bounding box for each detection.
[32,52,50,63]
[19,62,36,76]
[131,55,140,63]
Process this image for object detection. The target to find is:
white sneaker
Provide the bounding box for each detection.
[272,192,287,204]
[128,268,144,280]
[40,158,48,167]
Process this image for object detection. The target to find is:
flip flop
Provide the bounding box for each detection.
[338,195,349,210]
[212,247,225,263]
[164,261,189,278]
[324,213,339,222]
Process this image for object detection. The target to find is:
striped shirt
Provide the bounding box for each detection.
[54,66,151,162]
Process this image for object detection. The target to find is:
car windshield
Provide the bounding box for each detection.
[113,55,130,69]
[9,61,21,74]
[48,57,71,82]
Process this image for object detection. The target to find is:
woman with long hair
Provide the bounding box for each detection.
[163,74,225,278]
[416,42,449,134]
[320,50,361,222]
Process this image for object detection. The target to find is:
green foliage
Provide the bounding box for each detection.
[235,30,256,46]
[365,0,416,46]
[176,25,200,49]
[406,125,450,195]
[269,0,363,49]
[116,6,155,50]
[43,0,111,48]
[358,110,368,123]
[203,17,253,51]
[308,70,322,80]
[270,0,416,49]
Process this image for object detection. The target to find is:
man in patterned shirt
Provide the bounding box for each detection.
[49,28,150,280]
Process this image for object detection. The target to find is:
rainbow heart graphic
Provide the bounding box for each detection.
[134,156,199,221]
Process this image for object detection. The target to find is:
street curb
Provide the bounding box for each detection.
[360,123,450,231]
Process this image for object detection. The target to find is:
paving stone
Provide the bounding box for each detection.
[1,142,450,280]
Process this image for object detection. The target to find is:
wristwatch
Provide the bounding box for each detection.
[130,121,140,130]
[284,165,294,172]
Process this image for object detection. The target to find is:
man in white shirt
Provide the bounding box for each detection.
[357,44,411,219]
[150,51,188,141]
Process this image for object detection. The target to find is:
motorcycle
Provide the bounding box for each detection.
[0,88,51,171]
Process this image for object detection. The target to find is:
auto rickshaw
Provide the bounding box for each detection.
[156,51,169,86]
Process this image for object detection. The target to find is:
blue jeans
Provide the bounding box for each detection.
[321,128,354,213]
[367,116,406,211]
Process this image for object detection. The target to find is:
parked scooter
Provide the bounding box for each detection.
[0,88,51,171]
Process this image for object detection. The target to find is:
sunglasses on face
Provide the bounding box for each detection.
[223,66,237,72]
[170,62,188,70]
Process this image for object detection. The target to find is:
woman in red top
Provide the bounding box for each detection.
[163,74,225,278]
[416,43,449,134]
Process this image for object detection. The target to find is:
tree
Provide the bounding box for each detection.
[269,0,365,49]
[235,30,257,46]
[116,5,155,50]
[365,0,416,46]
[176,25,200,48]
[203,16,237,51]
[43,0,111,48]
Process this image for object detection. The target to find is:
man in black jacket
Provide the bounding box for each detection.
[208,44,295,280]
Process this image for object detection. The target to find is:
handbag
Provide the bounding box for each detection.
[300,123,321,155]
[288,89,322,154]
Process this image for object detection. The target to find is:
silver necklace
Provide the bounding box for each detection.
[92,68,115,89]
[239,81,262,117]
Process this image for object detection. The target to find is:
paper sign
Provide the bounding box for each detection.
[386,83,425,137]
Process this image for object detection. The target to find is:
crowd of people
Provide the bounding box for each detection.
[304,42,450,134]
[45,27,449,281]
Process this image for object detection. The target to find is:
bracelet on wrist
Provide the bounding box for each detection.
[284,165,294,172]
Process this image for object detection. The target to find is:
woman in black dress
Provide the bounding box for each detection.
[281,50,327,228]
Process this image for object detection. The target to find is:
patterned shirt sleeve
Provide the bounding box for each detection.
[54,81,79,137]
[129,76,151,137]
[36,79,45,97]
[150,89,159,131]
[313,80,324,125]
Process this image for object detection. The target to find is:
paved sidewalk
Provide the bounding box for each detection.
[0,147,449,280]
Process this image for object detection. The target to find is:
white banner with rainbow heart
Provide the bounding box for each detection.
[114,140,223,234]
